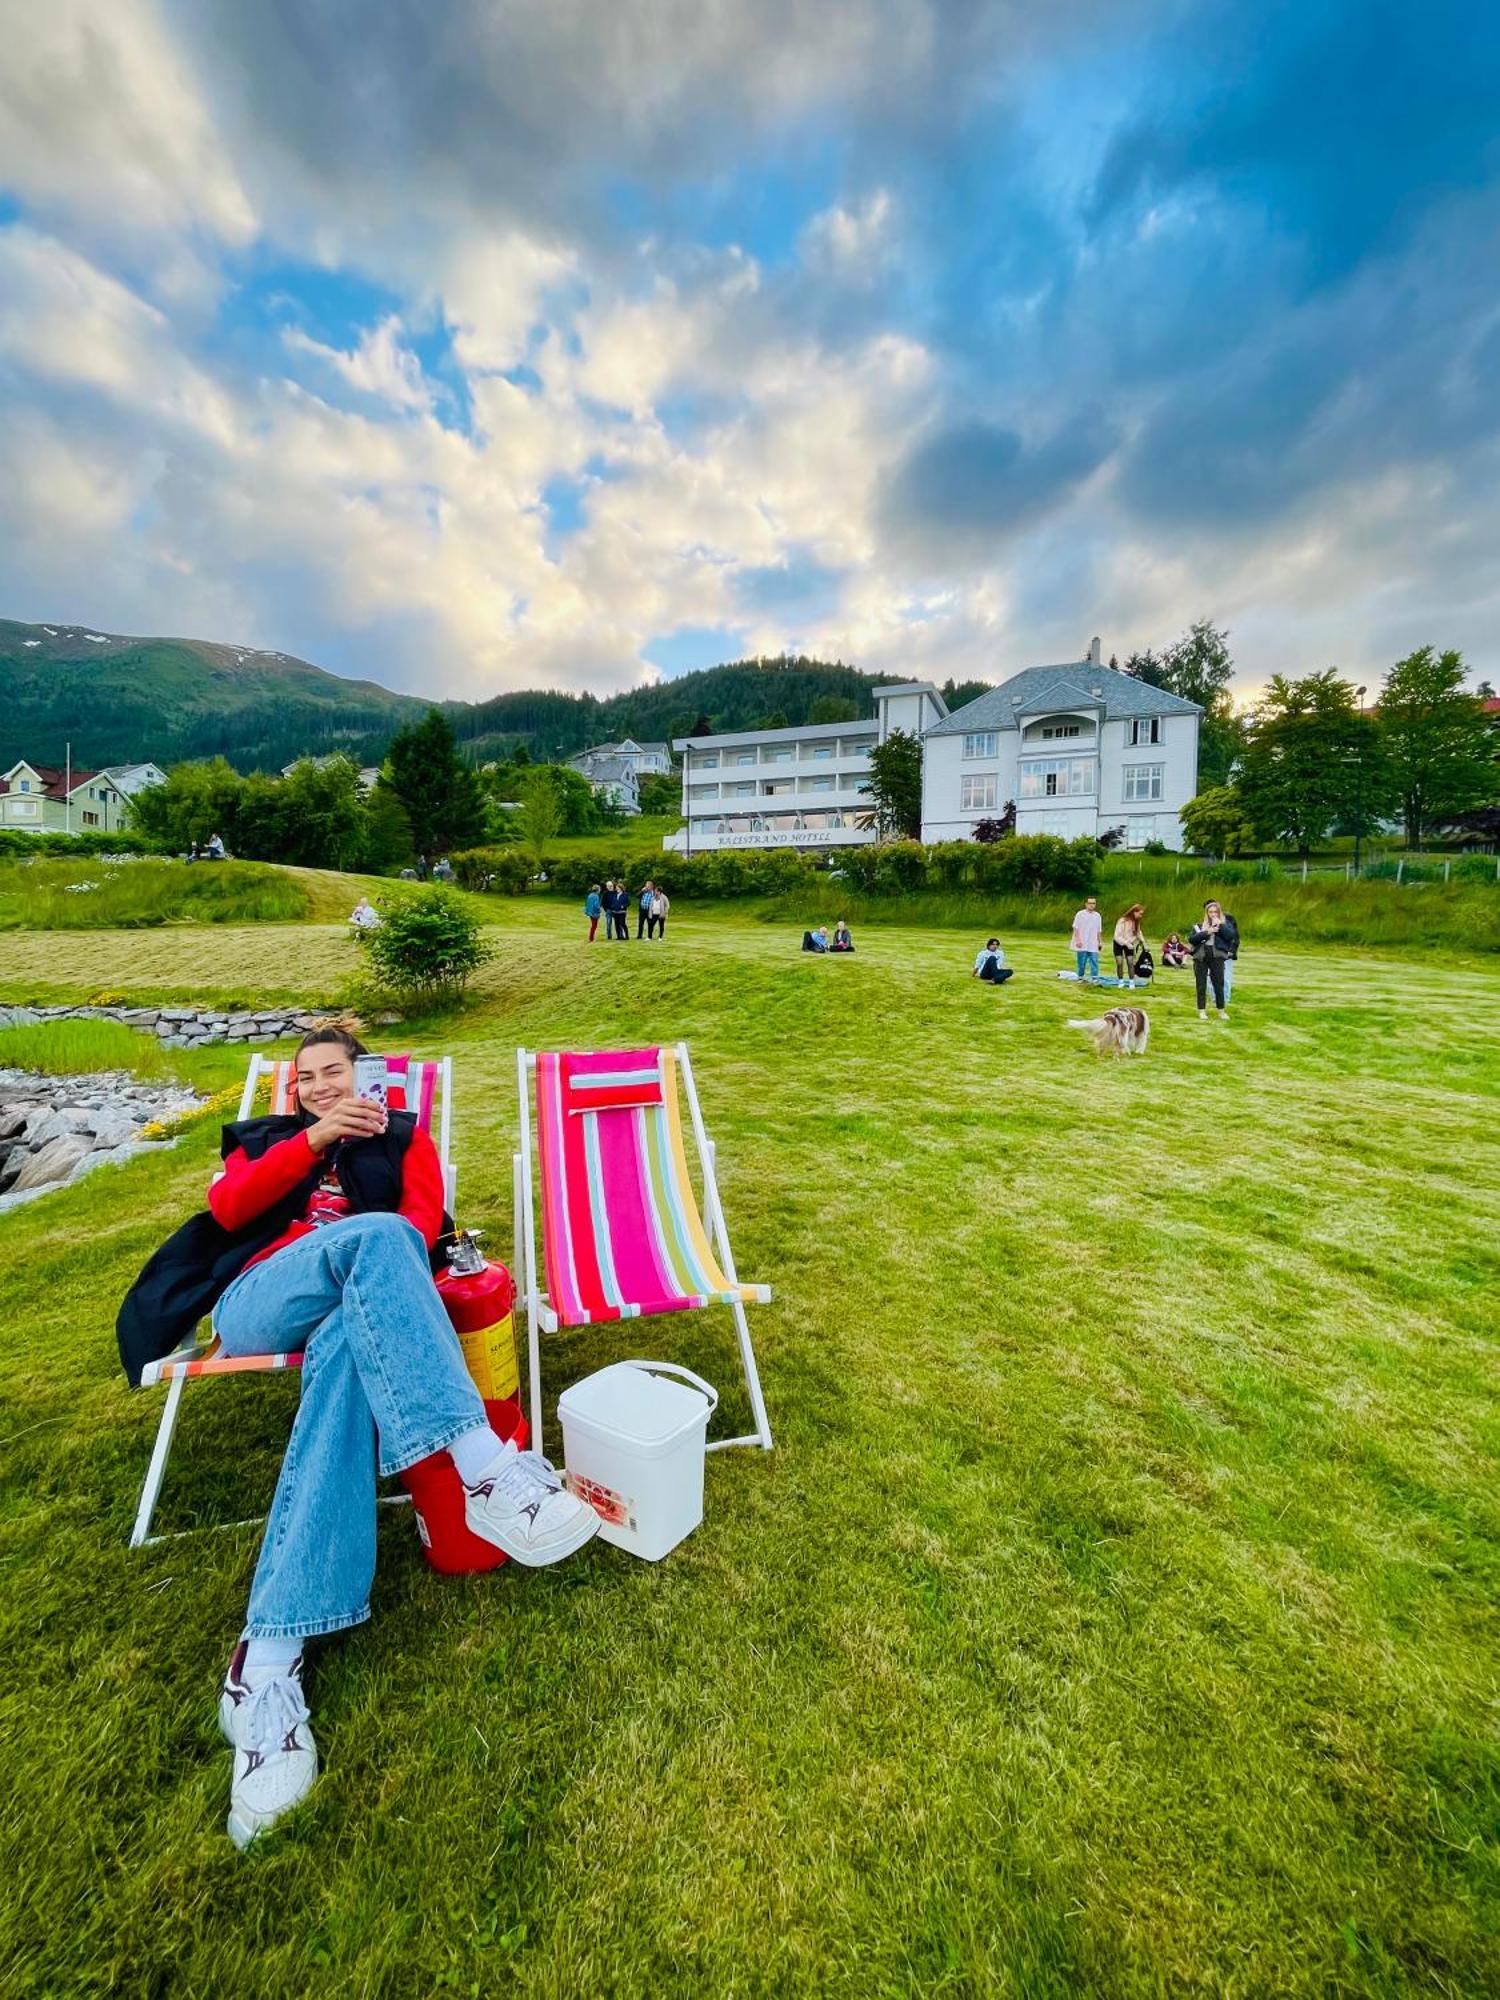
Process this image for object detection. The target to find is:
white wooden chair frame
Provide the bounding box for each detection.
[512,1040,772,1457]
[129,1051,454,1548]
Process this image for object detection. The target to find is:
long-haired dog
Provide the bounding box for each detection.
[1067,1005,1150,1056]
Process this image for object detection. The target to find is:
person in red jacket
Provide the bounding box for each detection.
[200,1026,597,1850]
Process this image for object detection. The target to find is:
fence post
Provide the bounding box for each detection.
[1444,860,1451,884]
[1397,859,1404,884]
[1301,859,1308,883]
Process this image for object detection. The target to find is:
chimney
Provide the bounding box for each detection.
[1089,636,1102,665]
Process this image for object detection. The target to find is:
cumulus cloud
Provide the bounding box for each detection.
[0,0,1495,701]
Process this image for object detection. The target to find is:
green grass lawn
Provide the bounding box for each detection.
[2,905,1497,1997]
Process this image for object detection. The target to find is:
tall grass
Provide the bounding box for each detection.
[0,858,309,930]
[0,1019,179,1080]
[756,861,1500,953]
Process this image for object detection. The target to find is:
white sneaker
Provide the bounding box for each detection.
[465,1446,600,1566]
[219,1651,318,1850]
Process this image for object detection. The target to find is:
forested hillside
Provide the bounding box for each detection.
[2,621,992,772]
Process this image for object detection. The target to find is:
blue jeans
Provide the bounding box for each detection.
[1076,950,1099,980]
[215,1213,488,1642]
[1223,958,1234,1001]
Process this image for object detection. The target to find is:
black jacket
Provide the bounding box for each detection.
[1189,914,1240,961]
[115,1111,431,1386]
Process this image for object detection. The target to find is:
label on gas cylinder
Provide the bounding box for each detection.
[458,1312,519,1400]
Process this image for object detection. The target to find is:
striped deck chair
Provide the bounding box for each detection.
[514,1042,772,1454]
[129,1050,454,1547]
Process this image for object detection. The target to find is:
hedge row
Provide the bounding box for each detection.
[449,834,1102,901]
[0,829,159,859]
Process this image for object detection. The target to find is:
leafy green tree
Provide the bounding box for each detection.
[385,709,486,857]
[1238,671,1387,858]
[357,783,415,873]
[809,695,859,723]
[1377,647,1498,848]
[1180,785,1258,857]
[636,770,682,816]
[356,888,493,1008]
[1120,648,1164,687]
[862,729,923,840]
[124,757,249,853]
[275,757,366,869]
[516,767,563,871]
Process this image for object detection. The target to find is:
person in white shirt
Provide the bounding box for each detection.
[647,887,670,939]
[972,937,1013,984]
[349,897,381,932]
[1070,897,1102,982]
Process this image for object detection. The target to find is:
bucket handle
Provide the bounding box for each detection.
[620,1359,719,1416]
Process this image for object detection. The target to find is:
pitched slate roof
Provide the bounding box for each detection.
[927,661,1201,736]
[0,762,102,799]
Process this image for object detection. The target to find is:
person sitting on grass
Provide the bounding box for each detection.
[802,925,830,952]
[972,937,1014,985]
[116,1025,598,1852]
[830,919,854,953]
[349,896,381,932]
[1161,932,1189,968]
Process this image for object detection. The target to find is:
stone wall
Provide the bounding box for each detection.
[0,1003,336,1049]
[0,1067,203,1210]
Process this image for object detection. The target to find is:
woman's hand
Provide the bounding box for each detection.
[305,1099,388,1154]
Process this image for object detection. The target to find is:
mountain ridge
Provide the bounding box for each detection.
[1,618,985,772]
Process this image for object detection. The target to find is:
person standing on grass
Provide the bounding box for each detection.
[1112,904,1146,987]
[115,1025,598,1851]
[610,880,630,940]
[1189,900,1238,1022]
[1071,895,1103,982]
[648,885,670,939]
[636,879,655,939]
[584,884,602,942]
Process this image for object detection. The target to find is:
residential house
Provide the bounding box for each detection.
[570,738,673,783]
[575,755,642,815]
[920,641,1201,849]
[0,759,145,834]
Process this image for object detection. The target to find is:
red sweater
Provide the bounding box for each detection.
[208,1126,446,1269]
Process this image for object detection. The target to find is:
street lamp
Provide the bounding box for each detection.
[1354,685,1367,876]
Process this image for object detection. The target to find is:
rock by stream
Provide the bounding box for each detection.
[0,1068,205,1215]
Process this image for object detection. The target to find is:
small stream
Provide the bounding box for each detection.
[0,1069,205,1215]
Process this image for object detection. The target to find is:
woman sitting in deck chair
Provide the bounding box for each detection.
[116,1025,597,1851]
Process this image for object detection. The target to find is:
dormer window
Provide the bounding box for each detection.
[1129,717,1162,746]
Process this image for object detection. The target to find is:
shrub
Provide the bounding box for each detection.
[355,889,493,1008]
[448,846,533,893]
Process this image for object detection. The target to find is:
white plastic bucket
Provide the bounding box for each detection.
[558,1360,718,1561]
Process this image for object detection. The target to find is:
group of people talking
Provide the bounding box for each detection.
[1070,894,1241,1018]
[585,879,671,941]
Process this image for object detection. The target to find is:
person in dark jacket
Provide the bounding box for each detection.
[1188,900,1239,1020]
[117,1026,596,1851]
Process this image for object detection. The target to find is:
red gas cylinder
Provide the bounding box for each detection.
[400,1234,528,1575]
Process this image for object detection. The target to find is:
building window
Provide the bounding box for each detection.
[82,811,99,826]
[1019,757,1096,799]
[850,738,876,755]
[18,780,30,793]
[961,774,998,812]
[1129,718,1162,746]
[735,751,757,767]
[761,780,794,797]
[762,747,794,764]
[1125,819,1155,850]
[695,753,720,769]
[1122,763,1164,802]
[1040,723,1081,741]
[804,775,836,793]
[808,742,836,761]
[727,781,756,798]
[962,732,998,759]
[689,784,720,800]
[13,800,37,817]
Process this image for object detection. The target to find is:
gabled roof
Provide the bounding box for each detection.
[927,660,1201,736]
[581,756,641,786]
[0,761,102,799]
[574,739,669,761]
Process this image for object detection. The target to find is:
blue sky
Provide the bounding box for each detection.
[0,0,1496,700]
